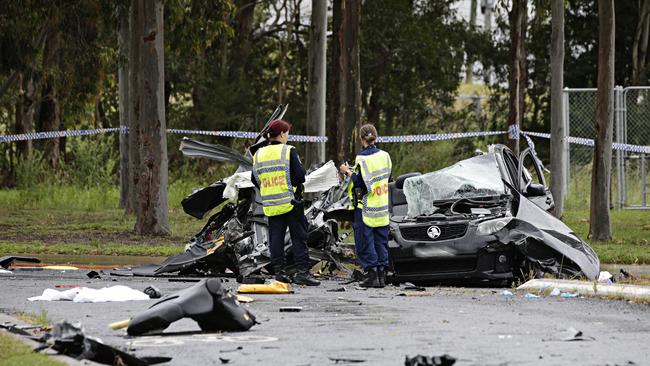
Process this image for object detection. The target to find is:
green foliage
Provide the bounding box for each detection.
[0,333,65,366]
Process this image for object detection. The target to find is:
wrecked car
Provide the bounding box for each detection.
[388,144,600,284]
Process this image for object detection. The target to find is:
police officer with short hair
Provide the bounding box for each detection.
[252,120,320,286]
[339,124,392,288]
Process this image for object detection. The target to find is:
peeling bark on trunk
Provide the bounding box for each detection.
[550,0,566,219]
[133,0,170,236]
[507,0,527,156]
[328,0,362,163]
[590,0,615,242]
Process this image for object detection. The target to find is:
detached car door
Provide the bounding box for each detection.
[516,148,555,213]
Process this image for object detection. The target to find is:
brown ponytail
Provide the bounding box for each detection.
[360,124,378,145]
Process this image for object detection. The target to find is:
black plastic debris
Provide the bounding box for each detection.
[404,354,456,366]
[327,287,347,292]
[42,321,171,365]
[127,278,256,336]
[279,306,302,312]
[238,275,266,284]
[561,327,595,342]
[329,357,366,363]
[86,270,101,279]
[0,256,40,269]
[143,286,162,299]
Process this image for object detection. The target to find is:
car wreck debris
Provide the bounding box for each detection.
[39,321,171,365]
[127,278,256,336]
[404,353,456,366]
[237,280,293,294]
[118,105,599,285]
[0,255,40,269]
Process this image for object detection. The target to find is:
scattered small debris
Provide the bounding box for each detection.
[0,269,13,275]
[328,356,366,363]
[524,293,540,299]
[499,290,513,296]
[561,327,594,341]
[220,346,243,353]
[404,354,456,366]
[279,306,302,312]
[598,271,613,283]
[549,288,561,296]
[0,256,40,269]
[144,286,162,299]
[219,357,231,364]
[238,275,266,284]
[397,292,430,297]
[86,270,101,279]
[236,295,255,303]
[327,287,347,292]
[560,292,579,298]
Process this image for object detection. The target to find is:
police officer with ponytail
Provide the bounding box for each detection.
[339,124,392,288]
[252,120,320,286]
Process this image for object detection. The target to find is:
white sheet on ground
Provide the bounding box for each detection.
[28,285,150,303]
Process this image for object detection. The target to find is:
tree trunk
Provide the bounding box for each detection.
[590,0,615,242]
[507,0,527,156]
[550,0,566,219]
[329,0,362,163]
[306,0,327,166]
[230,0,257,81]
[119,10,130,210]
[127,0,142,215]
[465,0,478,83]
[327,0,342,163]
[133,0,170,236]
[631,0,650,85]
[14,73,37,158]
[39,16,63,168]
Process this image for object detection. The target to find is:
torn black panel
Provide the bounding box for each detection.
[127,278,256,336]
[181,182,228,219]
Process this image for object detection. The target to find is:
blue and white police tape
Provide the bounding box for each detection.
[0,127,125,143]
[522,130,650,154]
[166,128,328,143]
[377,130,507,143]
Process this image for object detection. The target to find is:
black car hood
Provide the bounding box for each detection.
[495,194,600,280]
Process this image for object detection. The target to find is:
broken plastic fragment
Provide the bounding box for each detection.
[549,288,561,296]
[523,293,540,299]
[404,354,456,366]
[237,280,293,294]
[499,290,513,296]
[560,292,579,298]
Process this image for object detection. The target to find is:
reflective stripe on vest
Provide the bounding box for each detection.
[354,150,392,227]
[253,144,295,216]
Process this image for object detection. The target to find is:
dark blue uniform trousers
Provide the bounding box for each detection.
[268,206,310,270]
[353,208,389,271]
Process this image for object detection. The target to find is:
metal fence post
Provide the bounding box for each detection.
[563,87,570,194]
[615,86,624,209]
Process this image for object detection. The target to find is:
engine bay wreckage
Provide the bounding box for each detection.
[116,105,599,284]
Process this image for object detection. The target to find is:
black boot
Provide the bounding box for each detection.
[293,270,321,286]
[274,268,292,284]
[359,269,380,288]
[377,268,386,288]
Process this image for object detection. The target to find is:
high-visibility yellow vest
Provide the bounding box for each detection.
[252,144,295,216]
[348,150,392,227]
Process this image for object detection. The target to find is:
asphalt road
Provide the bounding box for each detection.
[1,269,648,366]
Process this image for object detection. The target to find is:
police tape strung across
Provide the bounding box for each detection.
[0,126,648,154]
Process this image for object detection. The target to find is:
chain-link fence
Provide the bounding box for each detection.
[565,87,650,210]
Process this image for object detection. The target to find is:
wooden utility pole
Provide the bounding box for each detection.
[327,0,362,163]
[550,0,566,218]
[306,0,327,166]
[590,0,615,242]
[130,0,170,235]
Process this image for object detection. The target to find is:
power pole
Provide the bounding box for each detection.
[306,0,327,166]
[550,0,566,218]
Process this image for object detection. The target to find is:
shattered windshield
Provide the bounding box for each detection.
[403,153,506,217]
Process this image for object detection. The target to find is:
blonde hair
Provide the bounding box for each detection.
[360,124,378,145]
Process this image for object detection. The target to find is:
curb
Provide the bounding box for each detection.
[517,279,650,302]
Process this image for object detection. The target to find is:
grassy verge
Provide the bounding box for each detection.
[0,333,63,366]
[0,185,648,263]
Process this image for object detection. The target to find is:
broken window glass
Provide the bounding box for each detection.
[403,153,505,217]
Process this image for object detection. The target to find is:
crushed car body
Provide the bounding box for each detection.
[389,146,599,283]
